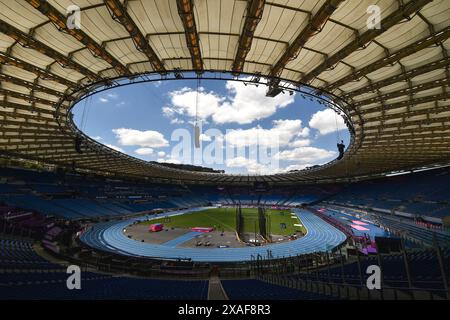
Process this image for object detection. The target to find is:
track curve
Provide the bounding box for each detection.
[80,208,347,262]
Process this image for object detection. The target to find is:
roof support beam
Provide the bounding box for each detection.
[0,150,133,175]
[0,105,57,118]
[0,101,64,116]
[367,135,450,145]
[365,125,449,134]
[299,0,433,84]
[353,77,450,107]
[0,138,75,146]
[0,119,59,128]
[0,73,64,98]
[0,133,65,140]
[327,25,450,91]
[0,53,76,88]
[356,149,450,155]
[0,88,59,107]
[361,144,450,151]
[269,0,344,79]
[364,137,450,146]
[0,20,101,82]
[344,57,450,98]
[365,132,450,148]
[0,128,59,135]
[363,118,450,133]
[362,103,450,122]
[0,111,57,125]
[352,92,450,115]
[5,144,74,152]
[365,128,450,141]
[176,0,203,73]
[232,0,265,74]
[25,0,130,76]
[103,0,166,74]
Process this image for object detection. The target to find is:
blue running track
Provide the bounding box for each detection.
[80,208,346,262]
[161,231,199,247]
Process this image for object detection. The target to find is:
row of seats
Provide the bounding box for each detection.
[0,271,108,286]
[0,231,210,300]
[222,279,332,300]
[316,204,450,247]
[0,235,62,270]
[0,167,341,221]
[327,168,450,219]
[369,214,450,247]
[0,167,210,220]
[0,272,209,300]
[0,194,186,220]
[287,249,450,292]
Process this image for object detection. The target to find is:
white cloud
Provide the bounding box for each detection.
[163,80,295,125]
[275,146,336,163]
[135,147,154,155]
[92,136,102,141]
[170,118,185,124]
[225,156,276,175]
[162,108,187,125]
[157,157,181,164]
[98,92,119,103]
[298,126,310,138]
[200,133,212,142]
[224,146,330,174]
[112,128,169,148]
[225,153,324,175]
[105,144,125,153]
[157,151,166,157]
[164,87,223,120]
[226,156,250,167]
[212,81,295,124]
[289,138,311,148]
[309,109,347,135]
[162,106,179,118]
[225,119,309,148]
[107,93,118,99]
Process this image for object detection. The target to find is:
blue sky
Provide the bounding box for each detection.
[73,78,349,175]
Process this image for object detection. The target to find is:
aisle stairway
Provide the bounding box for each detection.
[208,275,228,300]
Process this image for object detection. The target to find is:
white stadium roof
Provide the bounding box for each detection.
[0,0,449,185]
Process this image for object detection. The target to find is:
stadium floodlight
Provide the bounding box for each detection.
[174,68,184,79]
[266,84,283,97]
[250,73,261,85]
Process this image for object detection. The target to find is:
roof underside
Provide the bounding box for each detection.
[0,0,449,185]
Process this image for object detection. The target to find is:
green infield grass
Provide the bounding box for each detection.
[142,207,306,236]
